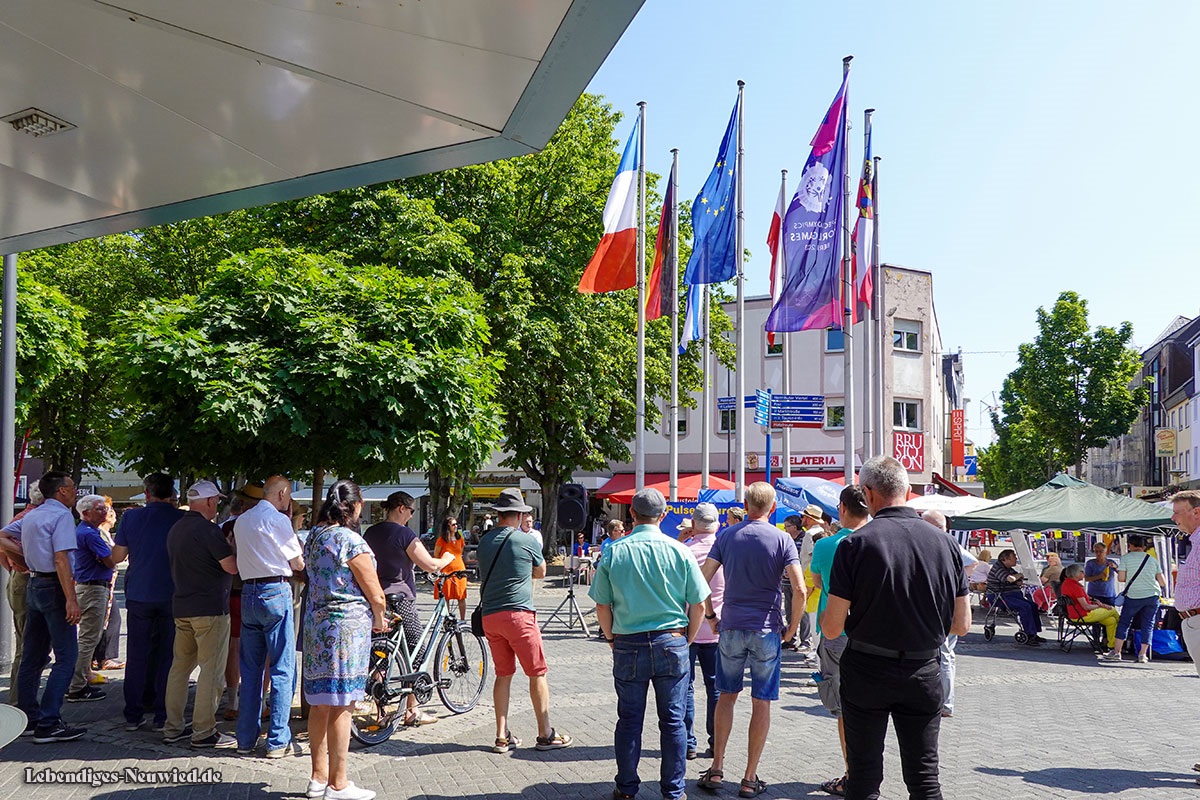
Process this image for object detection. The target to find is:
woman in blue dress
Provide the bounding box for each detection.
[303,480,387,800]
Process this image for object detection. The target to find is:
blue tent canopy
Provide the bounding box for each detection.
[773,476,842,521]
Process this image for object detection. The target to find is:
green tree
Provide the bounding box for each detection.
[977,377,1063,496]
[1008,291,1146,477]
[12,273,86,433]
[109,249,501,490]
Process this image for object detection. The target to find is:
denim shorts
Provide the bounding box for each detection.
[716,629,782,701]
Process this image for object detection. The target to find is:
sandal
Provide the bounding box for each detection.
[738,777,767,798]
[535,728,572,750]
[492,731,521,753]
[698,768,723,792]
[99,660,125,670]
[820,774,846,796]
[402,710,438,727]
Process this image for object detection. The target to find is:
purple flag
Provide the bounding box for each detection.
[765,74,849,333]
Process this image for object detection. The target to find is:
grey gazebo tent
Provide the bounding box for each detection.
[948,474,1175,534]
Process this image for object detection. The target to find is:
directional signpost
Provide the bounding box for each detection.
[756,390,773,484]
[768,394,824,429]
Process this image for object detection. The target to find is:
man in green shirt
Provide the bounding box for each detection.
[477,489,572,754]
[591,488,710,800]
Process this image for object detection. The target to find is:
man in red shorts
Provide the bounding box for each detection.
[476,488,572,754]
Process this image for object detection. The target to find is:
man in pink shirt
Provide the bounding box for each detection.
[683,503,723,761]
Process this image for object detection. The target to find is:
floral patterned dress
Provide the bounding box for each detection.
[303,524,374,706]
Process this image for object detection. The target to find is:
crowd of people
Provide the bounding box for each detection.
[7,461,1200,800]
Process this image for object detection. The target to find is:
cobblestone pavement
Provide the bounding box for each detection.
[2,578,1200,799]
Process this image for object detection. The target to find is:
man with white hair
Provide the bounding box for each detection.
[920,509,977,719]
[163,481,239,748]
[823,457,970,800]
[699,482,803,798]
[65,494,116,703]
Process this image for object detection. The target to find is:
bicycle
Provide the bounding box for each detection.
[350,570,490,746]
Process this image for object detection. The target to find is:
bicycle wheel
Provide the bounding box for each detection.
[350,636,403,747]
[434,623,489,713]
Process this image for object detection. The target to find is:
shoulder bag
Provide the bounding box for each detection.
[1120,553,1152,598]
[471,530,514,637]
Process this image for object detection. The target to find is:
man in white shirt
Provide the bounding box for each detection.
[521,512,543,552]
[233,475,304,757]
[920,509,976,718]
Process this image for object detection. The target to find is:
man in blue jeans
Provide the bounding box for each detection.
[12,471,86,742]
[700,482,803,798]
[111,473,184,731]
[591,488,710,800]
[233,474,304,757]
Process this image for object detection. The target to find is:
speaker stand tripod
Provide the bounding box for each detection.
[540,558,591,637]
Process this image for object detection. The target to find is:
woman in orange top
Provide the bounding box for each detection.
[434,515,468,619]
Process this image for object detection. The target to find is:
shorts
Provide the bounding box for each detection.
[716,629,782,701]
[815,635,847,717]
[482,610,548,678]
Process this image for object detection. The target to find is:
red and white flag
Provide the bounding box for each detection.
[578,117,641,294]
[765,178,787,346]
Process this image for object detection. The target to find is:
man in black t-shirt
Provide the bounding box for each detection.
[823,457,970,800]
[163,481,239,749]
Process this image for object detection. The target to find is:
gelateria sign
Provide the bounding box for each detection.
[745,452,861,470]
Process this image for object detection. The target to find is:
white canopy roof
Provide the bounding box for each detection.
[0,0,643,253]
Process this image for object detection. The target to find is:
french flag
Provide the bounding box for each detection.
[578,117,641,294]
[765,179,786,346]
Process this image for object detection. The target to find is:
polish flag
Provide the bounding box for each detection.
[578,118,641,294]
[765,179,786,346]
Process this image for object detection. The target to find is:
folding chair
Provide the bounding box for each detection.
[1055,593,1106,654]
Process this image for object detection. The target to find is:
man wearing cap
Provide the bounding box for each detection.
[477,488,571,753]
[163,481,239,748]
[590,488,709,800]
[699,481,803,797]
[822,457,970,800]
[796,505,824,651]
[14,471,86,742]
[233,474,305,756]
[111,472,185,733]
[683,502,723,761]
[65,494,116,704]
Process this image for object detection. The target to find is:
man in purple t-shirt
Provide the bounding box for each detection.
[698,482,803,798]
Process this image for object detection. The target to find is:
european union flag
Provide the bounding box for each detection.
[684,95,740,285]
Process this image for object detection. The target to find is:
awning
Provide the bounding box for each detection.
[600,473,736,504]
[470,486,520,499]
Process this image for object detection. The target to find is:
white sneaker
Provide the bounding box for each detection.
[325,782,376,800]
[1137,654,1150,664]
[306,779,328,798]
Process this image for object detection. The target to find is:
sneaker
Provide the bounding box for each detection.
[21,719,37,737]
[534,728,573,751]
[324,782,376,800]
[66,686,106,703]
[125,719,146,732]
[1024,637,1042,647]
[192,732,237,749]
[1099,651,1122,662]
[306,779,328,798]
[265,743,296,759]
[33,722,87,743]
[686,748,697,760]
[151,720,167,733]
[492,731,522,753]
[236,746,256,755]
[163,727,193,744]
[1137,654,1150,664]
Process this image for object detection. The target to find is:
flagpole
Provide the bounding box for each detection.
[635,101,647,491]
[861,108,875,461]
[779,168,792,480]
[734,80,746,502]
[701,285,711,491]
[669,148,680,503]
[872,154,884,458]
[840,56,855,486]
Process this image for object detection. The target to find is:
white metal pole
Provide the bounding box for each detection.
[872,155,884,457]
[861,109,875,461]
[701,285,711,490]
[735,81,746,501]
[635,102,647,491]
[840,57,855,485]
[779,169,792,480]
[0,252,16,671]
[669,149,680,502]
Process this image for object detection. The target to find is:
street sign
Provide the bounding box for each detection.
[717,395,756,411]
[771,393,824,404]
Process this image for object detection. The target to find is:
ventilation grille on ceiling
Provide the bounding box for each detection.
[2,108,75,137]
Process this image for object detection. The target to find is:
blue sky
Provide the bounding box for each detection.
[587,1,1199,444]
